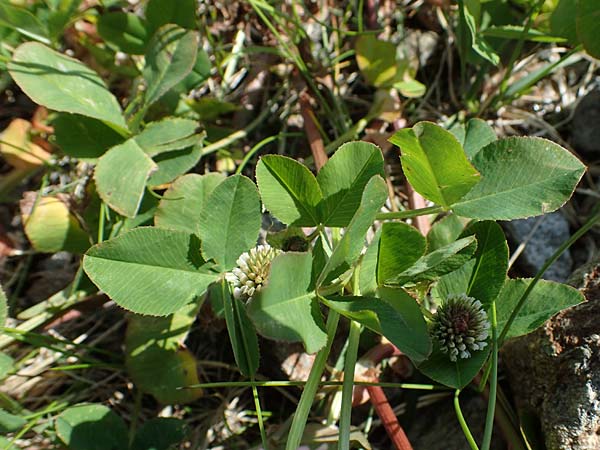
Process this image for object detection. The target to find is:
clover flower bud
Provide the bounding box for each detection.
[225,244,281,301]
[431,293,490,362]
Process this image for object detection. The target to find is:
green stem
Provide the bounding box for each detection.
[235,132,302,175]
[375,205,444,221]
[498,208,600,344]
[201,94,279,156]
[252,384,269,449]
[481,303,498,450]
[494,0,545,105]
[454,390,480,450]
[185,380,446,390]
[286,311,340,450]
[338,320,361,450]
[98,202,106,244]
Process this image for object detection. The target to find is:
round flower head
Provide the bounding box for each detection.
[225,244,281,301]
[431,293,490,362]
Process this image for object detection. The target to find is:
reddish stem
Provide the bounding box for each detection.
[367,385,414,450]
[299,91,329,172]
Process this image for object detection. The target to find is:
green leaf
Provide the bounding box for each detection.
[418,343,490,389]
[125,302,203,403]
[0,409,26,433]
[147,143,203,187]
[427,214,467,252]
[146,0,197,32]
[143,24,199,107]
[389,122,480,207]
[256,155,323,226]
[8,43,128,132]
[135,118,199,156]
[377,222,426,284]
[219,280,260,377]
[551,0,578,43]
[53,114,125,160]
[198,175,262,270]
[431,259,476,304]
[451,137,586,220]
[94,139,157,218]
[83,227,217,316]
[179,48,211,92]
[460,2,500,65]
[322,287,431,363]
[47,0,82,41]
[355,34,400,88]
[0,284,6,327]
[577,0,600,58]
[55,404,128,450]
[247,252,327,354]
[463,118,497,160]
[154,173,225,235]
[395,78,427,98]
[482,25,568,43]
[132,418,186,450]
[432,222,508,307]
[121,193,159,231]
[0,352,13,381]
[317,141,385,227]
[496,278,584,340]
[97,12,149,54]
[386,236,477,286]
[461,221,508,307]
[0,1,49,44]
[358,230,380,297]
[317,176,388,286]
[0,436,16,450]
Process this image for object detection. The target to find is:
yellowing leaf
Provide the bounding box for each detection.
[0,119,50,170]
[20,193,90,253]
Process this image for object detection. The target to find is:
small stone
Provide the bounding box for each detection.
[503,211,572,282]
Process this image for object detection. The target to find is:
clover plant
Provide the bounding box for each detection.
[1,0,596,448]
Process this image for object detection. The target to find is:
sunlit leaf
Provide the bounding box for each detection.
[8,43,128,132]
[83,228,217,316]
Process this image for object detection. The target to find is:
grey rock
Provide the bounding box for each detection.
[502,262,600,450]
[572,90,600,157]
[503,211,572,282]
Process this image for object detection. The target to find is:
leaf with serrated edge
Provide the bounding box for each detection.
[317,141,385,227]
[155,173,225,235]
[94,139,157,218]
[496,278,584,339]
[83,227,217,316]
[8,43,127,131]
[452,137,585,220]
[198,175,261,270]
[256,155,323,226]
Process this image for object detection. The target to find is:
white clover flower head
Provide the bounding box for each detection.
[225,244,281,301]
[431,293,490,362]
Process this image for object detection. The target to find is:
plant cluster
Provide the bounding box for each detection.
[0,0,599,449]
